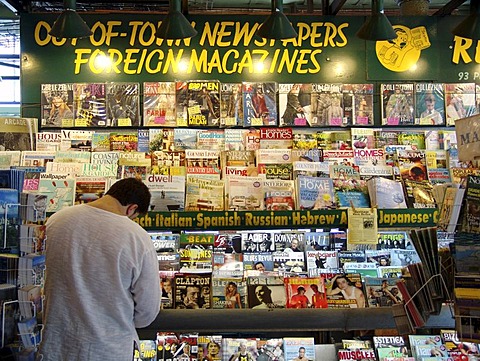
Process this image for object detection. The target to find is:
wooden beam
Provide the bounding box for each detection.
[433,0,467,16]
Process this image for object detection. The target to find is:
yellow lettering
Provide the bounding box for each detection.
[105,21,122,46]
[124,48,140,74]
[217,21,234,46]
[452,36,473,64]
[145,49,164,73]
[74,49,91,74]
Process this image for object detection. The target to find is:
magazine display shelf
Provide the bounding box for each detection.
[137,306,454,339]
[136,207,449,339]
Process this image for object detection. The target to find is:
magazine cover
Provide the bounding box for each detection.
[105,82,140,127]
[259,127,293,150]
[133,340,157,361]
[381,83,415,125]
[296,175,336,210]
[223,150,257,178]
[148,128,174,152]
[223,338,258,361]
[272,251,306,275]
[243,82,278,126]
[415,83,445,125]
[305,250,338,271]
[198,336,223,361]
[224,129,250,151]
[256,339,284,361]
[0,117,37,152]
[40,83,74,128]
[37,173,75,212]
[333,178,370,208]
[323,272,367,308]
[197,129,226,151]
[179,233,215,273]
[304,232,331,251]
[212,252,243,278]
[186,80,221,127]
[264,179,296,211]
[364,277,403,307]
[396,149,428,182]
[145,174,185,211]
[342,262,378,278]
[311,83,345,126]
[458,175,480,233]
[59,129,93,151]
[185,149,222,180]
[246,275,286,309]
[283,337,315,361]
[348,84,374,126]
[225,175,265,211]
[74,176,108,204]
[366,177,407,209]
[278,83,312,127]
[174,272,212,309]
[271,231,305,253]
[241,232,275,253]
[243,252,275,274]
[73,83,107,127]
[184,175,224,211]
[212,278,247,309]
[143,81,177,127]
[337,349,376,361]
[284,277,327,308]
[150,150,186,177]
[220,83,244,127]
[445,83,477,126]
[292,129,318,150]
[377,231,409,250]
[109,132,138,152]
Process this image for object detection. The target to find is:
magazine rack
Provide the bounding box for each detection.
[1,293,44,349]
[395,272,454,334]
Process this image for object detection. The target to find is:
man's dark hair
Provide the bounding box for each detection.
[106,178,151,215]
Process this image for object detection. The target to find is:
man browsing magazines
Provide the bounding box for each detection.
[39,178,161,361]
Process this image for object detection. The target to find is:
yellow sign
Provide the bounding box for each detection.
[376,25,430,72]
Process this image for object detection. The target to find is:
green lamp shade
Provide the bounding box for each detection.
[256,10,298,40]
[49,9,92,39]
[156,10,198,39]
[356,13,397,41]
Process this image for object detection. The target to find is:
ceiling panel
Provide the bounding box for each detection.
[0,0,473,15]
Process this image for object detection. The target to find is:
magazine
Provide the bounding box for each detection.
[186,80,221,127]
[220,83,244,127]
[143,81,176,127]
[40,83,74,128]
[278,84,312,127]
[73,82,107,127]
[311,83,345,126]
[243,82,278,126]
[145,174,185,211]
[415,83,445,125]
[105,82,140,127]
[296,175,336,210]
[381,83,415,126]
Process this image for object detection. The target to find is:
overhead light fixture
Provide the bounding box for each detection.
[452,1,480,40]
[156,0,198,40]
[48,0,92,39]
[356,0,397,41]
[255,0,298,40]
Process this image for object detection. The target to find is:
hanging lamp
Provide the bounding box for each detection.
[49,0,92,39]
[156,0,198,40]
[356,0,397,41]
[255,0,298,40]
